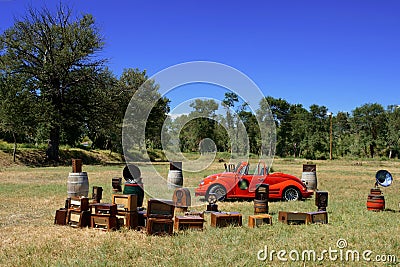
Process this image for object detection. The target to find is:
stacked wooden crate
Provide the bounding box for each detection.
[113,194,138,230]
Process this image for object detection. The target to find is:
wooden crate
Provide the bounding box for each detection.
[147,199,175,219]
[68,197,89,212]
[54,209,68,225]
[112,194,137,211]
[67,210,91,228]
[91,215,118,231]
[248,214,272,228]
[210,212,242,228]
[174,216,204,231]
[278,211,328,225]
[90,203,117,216]
[146,218,173,235]
[116,211,138,229]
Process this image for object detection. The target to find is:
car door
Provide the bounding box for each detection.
[248,162,267,192]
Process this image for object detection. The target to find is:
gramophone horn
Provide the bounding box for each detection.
[375,170,393,187]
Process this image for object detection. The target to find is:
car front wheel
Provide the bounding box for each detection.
[282,187,301,201]
[206,184,227,202]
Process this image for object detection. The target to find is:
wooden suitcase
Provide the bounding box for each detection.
[248,214,272,228]
[174,216,204,231]
[146,218,173,235]
[210,212,242,227]
[113,194,137,212]
[67,210,91,228]
[91,215,118,231]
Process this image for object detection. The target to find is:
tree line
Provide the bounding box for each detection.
[1,4,399,161]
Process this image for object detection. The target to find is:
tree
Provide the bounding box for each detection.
[0,73,38,161]
[0,4,105,160]
[385,105,400,158]
[352,103,386,158]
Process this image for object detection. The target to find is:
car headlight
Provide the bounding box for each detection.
[200,181,205,186]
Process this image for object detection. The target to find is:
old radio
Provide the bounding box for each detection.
[112,194,137,212]
[255,184,269,200]
[90,203,117,216]
[307,211,328,224]
[278,211,328,225]
[146,218,174,235]
[172,188,191,208]
[68,196,89,212]
[248,214,273,228]
[315,191,328,211]
[147,199,175,219]
[67,210,91,228]
[116,211,138,229]
[174,215,204,231]
[91,215,118,231]
[91,186,103,204]
[210,212,242,228]
[54,209,68,225]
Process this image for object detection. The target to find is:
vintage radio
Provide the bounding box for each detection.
[307,211,328,224]
[248,214,272,228]
[90,203,117,216]
[146,218,174,235]
[210,212,242,228]
[116,211,138,229]
[54,209,68,225]
[68,197,89,212]
[112,177,122,193]
[91,186,103,204]
[255,184,269,201]
[112,194,137,211]
[172,188,191,208]
[184,211,204,218]
[174,215,204,231]
[91,214,118,231]
[278,211,328,225]
[147,199,175,219]
[315,191,328,211]
[278,211,309,225]
[67,210,91,228]
[72,159,82,173]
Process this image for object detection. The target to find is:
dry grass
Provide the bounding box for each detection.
[1,158,400,266]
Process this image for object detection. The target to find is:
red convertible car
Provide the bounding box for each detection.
[195,161,313,201]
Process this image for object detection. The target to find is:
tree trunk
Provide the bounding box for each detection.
[389,149,393,159]
[47,126,60,161]
[12,132,17,162]
[370,144,375,158]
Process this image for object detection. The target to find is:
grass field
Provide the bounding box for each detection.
[1,158,400,266]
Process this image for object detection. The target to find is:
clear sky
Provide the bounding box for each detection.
[1,0,399,114]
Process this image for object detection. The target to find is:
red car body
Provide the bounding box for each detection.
[195,162,313,201]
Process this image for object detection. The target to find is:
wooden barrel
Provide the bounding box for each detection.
[167,170,183,189]
[301,172,317,191]
[254,199,268,214]
[67,172,89,197]
[123,183,144,207]
[367,194,385,211]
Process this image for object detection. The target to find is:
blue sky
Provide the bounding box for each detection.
[1,0,399,114]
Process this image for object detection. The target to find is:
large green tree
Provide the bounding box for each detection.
[0,4,105,160]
